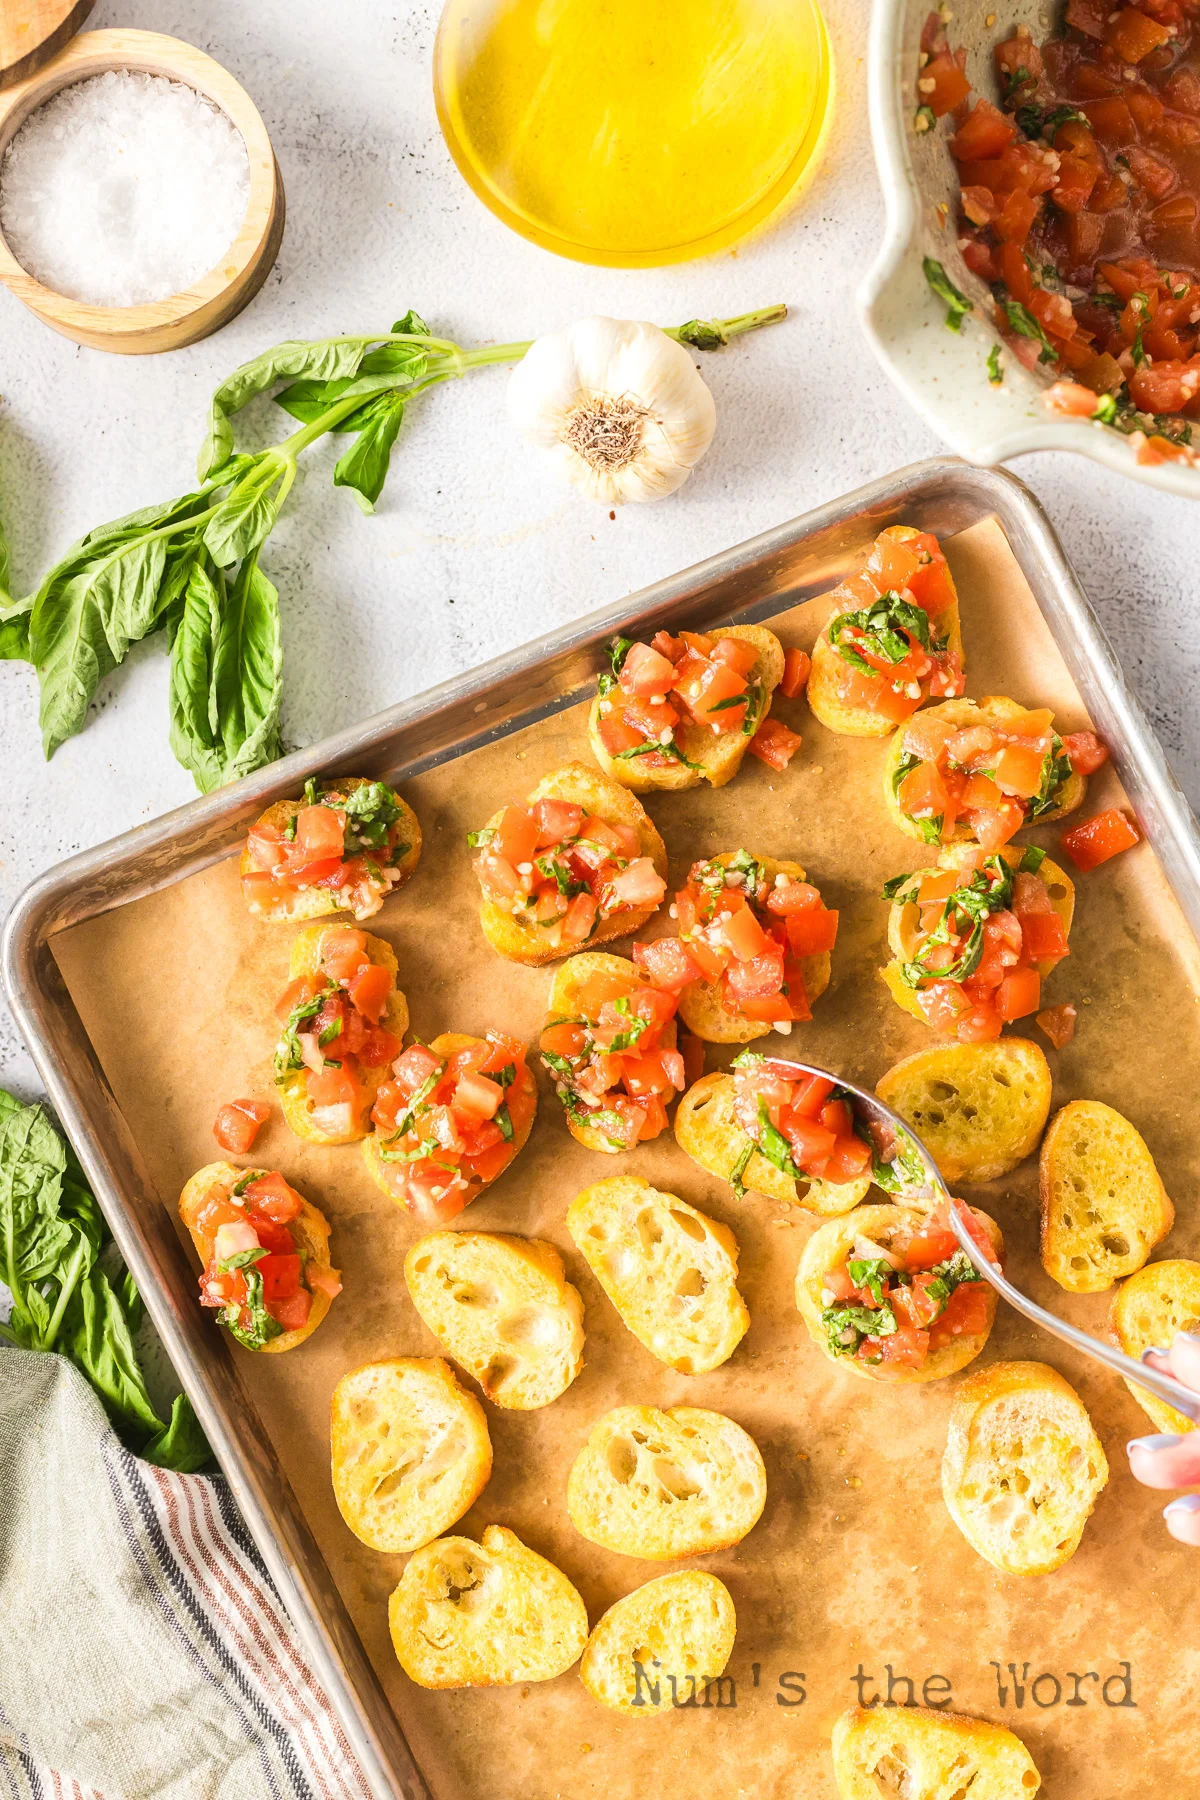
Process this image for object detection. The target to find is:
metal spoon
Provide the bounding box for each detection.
[752,1054,1200,1424]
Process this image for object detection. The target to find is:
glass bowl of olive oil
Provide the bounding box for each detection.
[434,0,832,267]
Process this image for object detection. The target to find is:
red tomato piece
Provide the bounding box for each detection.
[275,975,321,1022]
[1020,912,1070,962]
[824,1134,872,1184]
[898,760,948,824]
[305,1066,359,1107]
[905,1226,959,1270]
[819,1099,853,1138]
[782,1115,837,1171]
[924,48,972,117]
[785,907,839,958]
[619,640,677,696]
[347,962,392,1023]
[212,1099,270,1154]
[597,710,650,759]
[949,98,1017,161]
[929,1282,991,1345]
[966,800,1025,854]
[632,937,705,993]
[540,1019,586,1058]
[865,1321,929,1369]
[1061,808,1140,871]
[714,903,773,962]
[270,1288,313,1332]
[258,1252,301,1303]
[493,805,539,869]
[453,1069,505,1123]
[711,636,760,677]
[724,950,786,1004]
[607,858,667,910]
[790,1073,836,1118]
[766,878,821,916]
[1037,1002,1078,1048]
[998,966,1042,1020]
[747,718,802,771]
[531,797,584,846]
[294,804,344,862]
[993,743,1048,799]
[780,647,811,699]
[1104,6,1171,63]
[242,1172,304,1223]
[561,891,600,942]
[247,822,288,871]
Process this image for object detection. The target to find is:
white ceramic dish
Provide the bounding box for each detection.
[861,0,1200,500]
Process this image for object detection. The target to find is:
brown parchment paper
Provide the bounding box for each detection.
[51,517,1200,1800]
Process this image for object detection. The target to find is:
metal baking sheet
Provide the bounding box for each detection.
[6,456,1198,1800]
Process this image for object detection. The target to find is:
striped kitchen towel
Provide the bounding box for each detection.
[0,1345,373,1800]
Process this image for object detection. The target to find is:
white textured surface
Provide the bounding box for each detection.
[1,0,1198,1097]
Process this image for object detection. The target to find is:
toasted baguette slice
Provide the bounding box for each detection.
[1112,1260,1200,1433]
[588,625,785,792]
[476,762,667,966]
[883,696,1086,843]
[882,843,1075,1028]
[404,1231,585,1408]
[567,1404,766,1560]
[567,1176,749,1374]
[942,1360,1108,1576]
[831,1704,1041,1800]
[179,1162,338,1353]
[806,526,964,739]
[241,777,422,924]
[543,952,679,1154]
[388,1524,588,1689]
[1040,1099,1173,1294]
[330,1357,492,1553]
[675,852,831,1045]
[580,1573,736,1718]
[796,1203,1002,1383]
[674,1072,871,1216]
[876,1039,1051,1184]
[275,924,408,1146]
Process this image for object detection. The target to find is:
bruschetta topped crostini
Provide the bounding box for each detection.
[806,525,965,737]
[634,850,838,1043]
[587,624,791,791]
[881,843,1074,1042]
[540,952,684,1152]
[469,762,667,966]
[674,1067,874,1216]
[273,925,408,1146]
[179,1161,342,1352]
[242,778,421,923]
[796,1201,1003,1382]
[363,1032,537,1223]
[885,697,1106,851]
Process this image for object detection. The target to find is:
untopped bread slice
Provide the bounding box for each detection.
[580,1572,736,1718]
[567,1404,766,1560]
[876,1038,1051,1184]
[388,1524,588,1688]
[1040,1099,1174,1293]
[831,1703,1041,1800]
[1111,1259,1200,1434]
[330,1357,491,1553]
[566,1176,748,1374]
[941,1360,1108,1577]
[404,1231,585,1409]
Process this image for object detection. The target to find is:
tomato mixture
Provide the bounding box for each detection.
[370,1032,535,1222]
[633,851,838,1030]
[820,528,964,727]
[470,795,665,950]
[540,965,684,1149]
[884,847,1069,1041]
[892,706,1106,850]
[730,1056,874,1193]
[194,1170,341,1348]
[818,1205,998,1373]
[594,631,800,773]
[924,2,1200,456]
[244,779,413,920]
[274,928,402,1132]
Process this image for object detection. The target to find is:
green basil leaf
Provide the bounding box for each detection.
[60,1262,164,1437]
[167,553,282,792]
[495,1103,515,1143]
[141,1392,213,1472]
[202,462,285,569]
[334,393,406,511]
[391,309,430,338]
[677,317,728,350]
[199,337,382,481]
[1020,845,1047,873]
[923,257,972,332]
[754,1098,802,1179]
[0,512,28,659]
[221,1265,283,1350]
[822,1298,897,1358]
[729,1139,754,1200]
[1004,300,1057,365]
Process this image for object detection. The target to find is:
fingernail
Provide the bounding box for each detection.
[1175,1331,1200,1349]
[1141,1346,1171,1363]
[1128,1434,1183,1454]
[1164,1496,1200,1517]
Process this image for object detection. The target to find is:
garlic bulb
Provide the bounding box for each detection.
[507,316,717,505]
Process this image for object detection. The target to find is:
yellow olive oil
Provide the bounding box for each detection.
[434,0,832,266]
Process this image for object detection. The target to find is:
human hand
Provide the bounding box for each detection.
[1127,1333,1200,1544]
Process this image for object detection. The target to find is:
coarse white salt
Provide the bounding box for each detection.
[0,70,250,308]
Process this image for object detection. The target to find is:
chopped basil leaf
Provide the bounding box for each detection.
[1004,300,1057,365]
[881,871,918,902]
[221,1264,283,1350]
[614,737,702,772]
[303,777,318,807]
[1025,737,1073,821]
[708,693,748,712]
[274,986,330,1078]
[753,1097,802,1180]
[218,1245,268,1272]
[467,827,495,848]
[923,257,972,333]
[829,591,930,680]
[536,853,585,898]
[494,1062,516,1090]
[822,1298,897,1359]
[494,1103,514,1142]
[609,637,634,677]
[870,1130,927,1195]
[1093,393,1118,425]
[898,855,1015,988]
[848,1256,892,1306]
[283,815,297,841]
[1020,844,1046,873]
[388,1060,447,1141]
[925,1249,982,1307]
[986,344,1003,386]
[729,1139,754,1201]
[318,1017,343,1047]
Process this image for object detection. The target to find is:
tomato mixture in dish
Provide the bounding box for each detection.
[244,779,414,920]
[923,2,1200,457]
[194,1170,341,1348]
[819,529,964,726]
[594,631,799,771]
[369,1033,536,1222]
[819,1205,998,1373]
[540,966,684,1148]
[634,851,839,1029]
[470,797,666,950]
[884,846,1069,1040]
[893,707,1106,850]
[729,1056,874,1195]
[274,928,403,1132]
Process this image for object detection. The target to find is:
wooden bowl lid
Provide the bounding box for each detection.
[1,0,96,90]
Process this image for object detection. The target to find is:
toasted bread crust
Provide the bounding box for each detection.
[807,527,964,739]
[796,1203,1002,1383]
[674,1072,871,1215]
[476,762,668,966]
[543,952,678,1154]
[178,1161,337,1353]
[941,1360,1108,1576]
[1040,1100,1174,1293]
[580,1573,737,1718]
[875,1038,1051,1184]
[1111,1260,1200,1433]
[240,778,422,923]
[673,853,831,1045]
[276,924,408,1146]
[587,625,785,792]
[831,1703,1041,1800]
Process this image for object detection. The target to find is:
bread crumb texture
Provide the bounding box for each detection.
[580,1572,736,1718]
[1112,1258,1200,1433]
[831,1703,1041,1799]
[876,1039,1051,1184]
[1041,1099,1174,1294]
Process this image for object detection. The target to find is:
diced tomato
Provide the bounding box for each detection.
[619,640,677,696]
[347,962,392,1023]
[242,1172,304,1223]
[711,636,760,677]
[966,800,1025,854]
[1104,6,1172,63]
[790,1073,836,1117]
[924,47,972,116]
[897,761,948,823]
[305,1064,360,1108]
[632,936,704,993]
[780,647,811,699]
[492,805,539,869]
[1037,1002,1078,1048]
[1052,152,1099,213]
[531,797,584,846]
[956,996,1004,1041]
[213,1098,270,1154]
[747,717,802,771]
[993,743,1049,799]
[607,858,667,910]
[905,1225,960,1270]
[785,907,839,957]
[997,966,1041,1020]
[319,928,368,983]
[452,1069,505,1123]
[783,1115,837,1170]
[766,878,821,916]
[389,1045,442,1099]
[307,1265,343,1300]
[1062,807,1140,870]
[247,822,288,871]
[575,969,637,1015]
[724,950,786,1005]
[294,805,344,862]
[918,980,971,1031]
[713,903,772,962]
[866,1320,930,1369]
[675,656,748,729]
[258,1252,301,1304]
[597,709,649,758]
[1020,912,1070,962]
[819,1098,854,1138]
[950,98,1017,161]
[270,1288,313,1332]
[275,975,320,1023]
[562,891,599,942]
[823,1134,871,1184]
[201,1266,245,1307]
